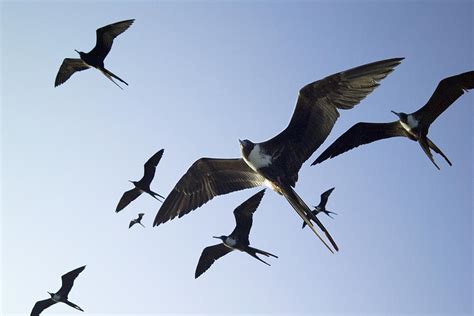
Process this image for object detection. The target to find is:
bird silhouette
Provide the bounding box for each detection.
[302,187,337,229]
[55,19,134,89]
[31,265,86,316]
[129,213,145,228]
[116,149,165,212]
[195,190,277,278]
[312,71,474,169]
[154,58,403,253]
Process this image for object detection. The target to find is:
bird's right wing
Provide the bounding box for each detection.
[89,19,135,60]
[129,220,136,228]
[412,71,474,128]
[153,158,265,226]
[140,149,164,185]
[231,189,266,246]
[318,187,335,209]
[312,121,407,165]
[54,58,89,87]
[195,243,233,279]
[116,188,142,213]
[57,265,86,298]
[31,298,56,316]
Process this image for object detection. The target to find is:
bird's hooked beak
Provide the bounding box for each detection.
[391,110,401,118]
[74,49,80,54]
[47,291,53,296]
[212,236,220,239]
[239,139,244,147]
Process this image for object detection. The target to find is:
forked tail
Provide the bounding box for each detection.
[427,136,452,166]
[100,67,129,89]
[246,246,278,266]
[63,300,84,312]
[281,183,339,253]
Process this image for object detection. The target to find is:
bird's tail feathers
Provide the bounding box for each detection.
[418,136,440,170]
[281,184,338,253]
[322,210,337,219]
[247,246,278,258]
[63,300,84,312]
[100,67,128,89]
[139,222,146,228]
[149,190,165,202]
[426,137,452,166]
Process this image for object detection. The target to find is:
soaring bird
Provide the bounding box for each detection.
[154,58,404,253]
[55,19,134,89]
[302,187,337,229]
[116,149,165,213]
[31,265,86,316]
[129,213,145,228]
[312,71,474,169]
[195,189,277,279]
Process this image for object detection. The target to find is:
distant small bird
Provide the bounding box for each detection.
[31,265,86,316]
[195,189,277,279]
[312,71,474,169]
[55,19,134,89]
[302,187,337,229]
[129,213,145,228]
[116,149,165,213]
[154,58,404,253]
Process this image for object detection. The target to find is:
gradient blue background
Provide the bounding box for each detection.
[1,1,472,315]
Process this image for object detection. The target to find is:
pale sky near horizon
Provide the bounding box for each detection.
[1,1,472,315]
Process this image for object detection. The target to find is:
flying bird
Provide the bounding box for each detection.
[312,71,474,169]
[129,213,145,228]
[31,265,86,316]
[116,149,165,213]
[153,58,404,253]
[195,189,277,279]
[302,187,337,229]
[55,19,134,89]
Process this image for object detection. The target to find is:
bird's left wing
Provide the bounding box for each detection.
[54,58,89,87]
[57,265,86,298]
[231,189,266,246]
[31,298,56,316]
[116,188,142,213]
[412,71,474,129]
[140,149,164,185]
[318,187,335,209]
[195,243,233,279]
[260,58,404,184]
[153,158,265,226]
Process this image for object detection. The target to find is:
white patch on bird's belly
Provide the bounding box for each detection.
[225,237,237,247]
[243,144,272,171]
[263,179,280,194]
[52,294,61,302]
[400,115,419,132]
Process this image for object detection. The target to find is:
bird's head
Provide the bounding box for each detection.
[128,180,138,186]
[74,49,84,58]
[239,139,254,158]
[212,235,226,242]
[391,110,408,122]
[47,292,54,298]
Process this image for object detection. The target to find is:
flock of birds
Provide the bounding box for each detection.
[30,19,473,315]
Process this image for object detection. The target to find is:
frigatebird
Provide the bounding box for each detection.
[55,19,134,89]
[195,189,277,278]
[129,213,145,228]
[312,71,474,169]
[302,187,337,229]
[30,265,86,316]
[116,149,165,212]
[153,58,403,253]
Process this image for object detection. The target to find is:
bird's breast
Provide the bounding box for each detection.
[225,237,237,247]
[242,144,272,172]
[52,294,61,302]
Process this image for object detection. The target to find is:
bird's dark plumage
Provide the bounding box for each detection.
[30,265,86,316]
[155,58,403,252]
[116,149,165,213]
[55,19,134,88]
[195,190,277,278]
[312,71,474,168]
[302,187,337,229]
[129,213,145,228]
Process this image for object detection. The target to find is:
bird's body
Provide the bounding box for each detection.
[195,190,278,278]
[313,71,474,169]
[31,265,86,316]
[129,213,146,228]
[302,187,337,229]
[116,149,165,212]
[55,19,134,89]
[154,58,404,253]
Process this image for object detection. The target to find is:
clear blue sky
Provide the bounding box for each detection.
[1,1,472,315]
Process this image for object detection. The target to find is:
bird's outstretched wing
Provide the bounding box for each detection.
[31,298,56,316]
[57,265,86,298]
[139,149,164,186]
[129,220,136,228]
[312,121,407,165]
[259,58,404,184]
[153,158,265,226]
[195,243,233,279]
[89,19,135,61]
[137,213,145,220]
[412,71,474,129]
[116,188,142,213]
[318,187,335,209]
[230,189,266,246]
[54,58,89,87]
